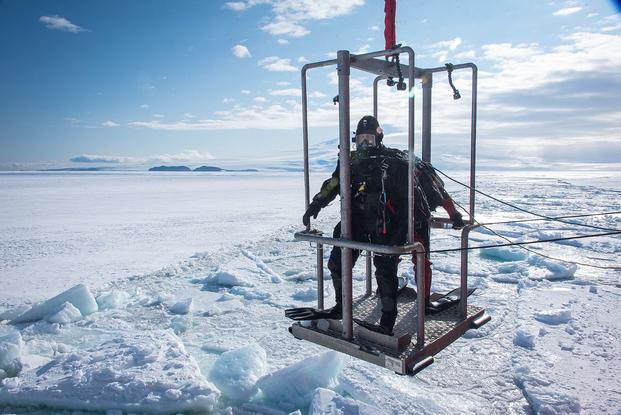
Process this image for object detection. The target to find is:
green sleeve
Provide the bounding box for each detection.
[312,162,340,208]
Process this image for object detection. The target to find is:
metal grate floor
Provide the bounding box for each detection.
[347,286,482,358]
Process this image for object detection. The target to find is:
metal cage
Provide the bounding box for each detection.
[290,47,490,375]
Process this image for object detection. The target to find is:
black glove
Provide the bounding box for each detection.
[450,212,465,229]
[302,201,322,227]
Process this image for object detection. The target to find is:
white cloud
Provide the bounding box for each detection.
[370,25,379,31]
[39,15,87,33]
[140,104,150,109]
[184,113,197,118]
[71,154,134,163]
[152,114,165,118]
[241,89,251,94]
[309,91,327,98]
[226,0,364,38]
[298,56,309,63]
[276,81,291,86]
[433,37,462,51]
[254,96,267,102]
[261,20,310,37]
[72,150,215,164]
[231,44,251,58]
[102,120,120,127]
[258,56,297,72]
[270,88,301,96]
[455,50,477,60]
[223,97,235,103]
[277,38,289,45]
[600,14,621,32]
[223,2,247,11]
[587,13,599,18]
[553,6,582,16]
[353,44,371,54]
[150,150,215,163]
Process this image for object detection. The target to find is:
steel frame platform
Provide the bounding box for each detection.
[289,287,489,375]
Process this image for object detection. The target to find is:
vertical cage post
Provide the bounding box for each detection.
[317,244,324,310]
[373,76,382,119]
[421,72,432,163]
[415,248,426,349]
[301,68,310,220]
[337,50,353,340]
[365,252,372,296]
[469,65,478,221]
[405,47,416,245]
[459,226,472,318]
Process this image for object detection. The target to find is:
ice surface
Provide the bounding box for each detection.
[1,171,620,414]
[257,351,344,409]
[0,331,22,380]
[533,308,573,325]
[44,301,83,324]
[0,330,219,413]
[96,290,131,310]
[209,343,268,402]
[10,284,98,324]
[308,388,388,415]
[169,298,193,315]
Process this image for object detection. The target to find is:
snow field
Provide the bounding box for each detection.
[0,171,620,413]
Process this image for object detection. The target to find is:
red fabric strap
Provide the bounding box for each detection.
[384,0,396,50]
[442,198,458,216]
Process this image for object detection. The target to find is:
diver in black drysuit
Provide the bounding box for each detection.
[301,115,431,335]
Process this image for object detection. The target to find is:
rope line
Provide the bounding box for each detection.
[448,200,621,271]
[431,230,621,254]
[435,168,621,232]
[481,211,621,226]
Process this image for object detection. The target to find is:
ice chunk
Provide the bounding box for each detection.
[209,343,268,402]
[308,388,388,415]
[534,308,572,325]
[44,302,83,324]
[480,246,528,262]
[0,305,31,322]
[96,290,131,310]
[513,326,537,349]
[230,287,272,301]
[0,331,219,413]
[0,332,22,380]
[169,298,193,315]
[589,285,598,294]
[205,267,254,287]
[292,287,318,302]
[257,351,344,408]
[11,284,98,324]
[528,257,576,281]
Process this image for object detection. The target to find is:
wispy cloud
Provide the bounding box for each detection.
[270,88,300,96]
[101,120,120,128]
[261,21,309,37]
[433,37,462,50]
[39,15,88,33]
[224,0,364,38]
[277,38,289,45]
[553,7,582,16]
[258,56,297,72]
[231,44,251,58]
[71,150,215,164]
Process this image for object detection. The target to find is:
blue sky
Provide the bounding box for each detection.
[0,0,620,170]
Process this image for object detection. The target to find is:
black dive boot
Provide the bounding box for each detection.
[354,311,396,336]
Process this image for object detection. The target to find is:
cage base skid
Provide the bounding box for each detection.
[289,287,488,375]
